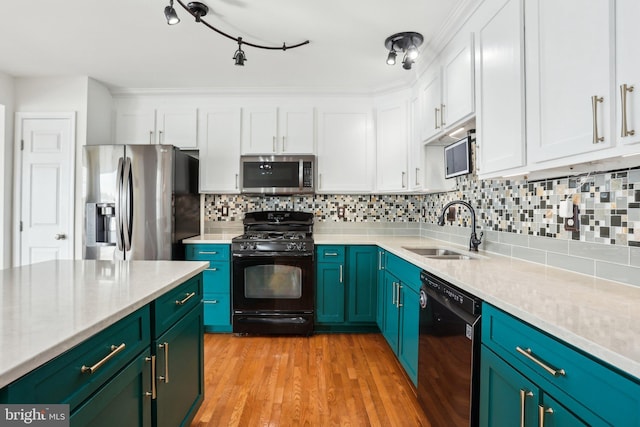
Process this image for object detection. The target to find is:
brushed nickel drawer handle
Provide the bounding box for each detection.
[516,346,566,377]
[538,405,554,427]
[199,251,218,255]
[81,343,126,374]
[145,355,156,399]
[176,292,196,305]
[325,252,339,256]
[206,268,218,271]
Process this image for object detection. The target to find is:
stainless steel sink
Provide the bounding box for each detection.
[402,247,473,260]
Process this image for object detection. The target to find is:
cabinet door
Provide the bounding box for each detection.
[315,262,345,323]
[346,246,377,323]
[376,249,386,330]
[376,102,409,192]
[199,108,241,193]
[279,106,314,154]
[480,346,538,427]
[616,0,640,146]
[156,107,198,149]
[70,351,152,427]
[398,285,419,386]
[317,109,375,192]
[115,108,156,145]
[241,107,278,154]
[154,304,204,427]
[442,32,475,128]
[408,95,423,191]
[420,66,443,142]
[525,0,614,163]
[476,0,526,176]
[381,272,400,352]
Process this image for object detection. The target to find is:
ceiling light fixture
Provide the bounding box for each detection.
[164,1,310,66]
[384,32,423,71]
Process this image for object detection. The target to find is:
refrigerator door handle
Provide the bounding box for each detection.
[122,157,133,252]
[115,157,125,252]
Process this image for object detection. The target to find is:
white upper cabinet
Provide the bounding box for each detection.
[525,0,615,164]
[376,101,409,192]
[475,0,526,177]
[441,32,475,130]
[115,106,198,149]
[408,95,423,191]
[420,31,475,143]
[198,107,241,193]
[616,0,640,147]
[241,106,314,155]
[316,108,375,193]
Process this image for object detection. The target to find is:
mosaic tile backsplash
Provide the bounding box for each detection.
[204,167,640,247]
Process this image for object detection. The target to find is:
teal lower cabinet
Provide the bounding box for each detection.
[480,303,640,427]
[153,304,204,427]
[185,244,232,332]
[1,273,205,427]
[71,350,153,427]
[376,248,386,331]
[315,245,378,332]
[380,252,420,386]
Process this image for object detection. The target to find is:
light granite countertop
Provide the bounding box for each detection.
[0,260,208,388]
[185,233,640,380]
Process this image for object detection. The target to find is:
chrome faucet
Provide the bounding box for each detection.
[437,200,483,251]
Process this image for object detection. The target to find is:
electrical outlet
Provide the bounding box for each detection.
[337,206,346,219]
[564,205,579,231]
[221,206,229,217]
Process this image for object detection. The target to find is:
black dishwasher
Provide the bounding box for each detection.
[418,270,482,427]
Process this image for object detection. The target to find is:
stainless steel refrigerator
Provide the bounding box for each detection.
[83,144,200,260]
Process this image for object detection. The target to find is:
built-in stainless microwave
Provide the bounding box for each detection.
[240,155,315,195]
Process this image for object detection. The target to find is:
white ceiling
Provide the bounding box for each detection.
[0,0,469,93]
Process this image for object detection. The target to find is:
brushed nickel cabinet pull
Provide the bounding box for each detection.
[158,130,163,143]
[538,405,554,427]
[441,104,446,127]
[516,346,566,377]
[145,355,156,399]
[434,107,440,130]
[158,342,170,383]
[397,284,403,308]
[81,343,126,374]
[199,251,218,255]
[520,389,534,427]
[176,292,196,305]
[272,136,276,152]
[325,252,338,256]
[206,267,218,271]
[149,130,153,144]
[402,171,406,188]
[235,173,238,189]
[591,95,604,144]
[620,84,635,137]
[339,264,343,283]
[415,168,420,186]
[282,136,286,151]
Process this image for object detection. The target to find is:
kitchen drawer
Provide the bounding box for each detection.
[203,261,230,294]
[186,244,230,262]
[385,252,421,291]
[3,305,150,411]
[203,294,231,326]
[482,303,640,426]
[153,274,203,337]
[316,245,345,263]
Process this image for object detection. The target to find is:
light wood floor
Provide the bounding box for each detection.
[190,333,430,426]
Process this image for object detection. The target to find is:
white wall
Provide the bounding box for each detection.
[0,72,15,269]
[87,78,113,145]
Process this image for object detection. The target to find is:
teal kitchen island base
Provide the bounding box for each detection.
[0,260,207,427]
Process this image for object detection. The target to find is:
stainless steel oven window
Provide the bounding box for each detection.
[244,264,303,299]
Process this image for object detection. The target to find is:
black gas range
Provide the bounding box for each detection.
[231,211,315,335]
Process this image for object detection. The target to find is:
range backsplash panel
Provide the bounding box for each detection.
[203,167,640,247]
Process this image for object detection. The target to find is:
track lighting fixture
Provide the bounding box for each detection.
[164,0,309,66]
[384,32,423,71]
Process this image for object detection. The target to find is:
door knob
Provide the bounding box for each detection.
[54,233,67,240]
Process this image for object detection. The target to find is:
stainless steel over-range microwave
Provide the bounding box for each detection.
[239,155,315,195]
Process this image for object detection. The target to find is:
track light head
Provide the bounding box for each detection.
[164,0,180,25]
[386,50,397,66]
[233,39,247,66]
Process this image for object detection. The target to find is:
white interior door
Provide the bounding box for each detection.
[15,113,75,266]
